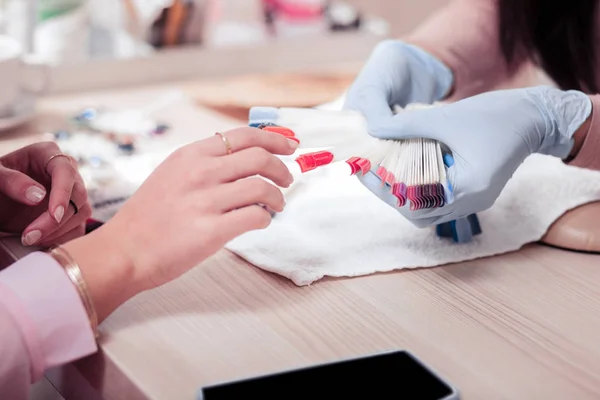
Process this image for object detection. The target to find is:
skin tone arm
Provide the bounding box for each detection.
[65,126,300,322]
[571,112,592,159]
[63,231,135,321]
[0,127,299,400]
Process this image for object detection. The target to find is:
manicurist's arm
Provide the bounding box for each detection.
[406,0,521,100]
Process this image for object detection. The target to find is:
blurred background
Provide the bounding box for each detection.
[0,0,466,225]
[0,0,447,64]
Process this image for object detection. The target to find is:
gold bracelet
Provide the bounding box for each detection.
[47,245,99,339]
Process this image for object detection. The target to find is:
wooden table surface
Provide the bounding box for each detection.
[2,80,600,400]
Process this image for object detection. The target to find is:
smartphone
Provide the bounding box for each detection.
[197,350,459,399]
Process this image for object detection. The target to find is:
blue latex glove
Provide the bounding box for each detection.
[343,40,454,128]
[357,86,592,228]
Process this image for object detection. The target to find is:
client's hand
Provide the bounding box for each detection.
[0,142,91,246]
[343,40,453,131]
[63,127,298,320]
[357,86,592,227]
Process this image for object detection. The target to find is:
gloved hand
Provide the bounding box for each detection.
[357,86,592,227]
[343,40,454,127]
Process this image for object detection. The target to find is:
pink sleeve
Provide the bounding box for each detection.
[406,0,526,100]
[0,252,98,400]
[567,95,600,170]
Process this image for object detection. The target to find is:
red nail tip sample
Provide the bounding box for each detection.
[346,157,361,175]
[355,158,371,175]
[392,182,407,207]
[384,171,395,185]
[295,151,334,172]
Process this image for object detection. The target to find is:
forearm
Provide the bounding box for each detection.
[404,0,521,100]
[62,223,139,322]
[571,112,592,159]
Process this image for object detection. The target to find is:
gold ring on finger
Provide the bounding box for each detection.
[215,132,233,155]
[44,153,72,174]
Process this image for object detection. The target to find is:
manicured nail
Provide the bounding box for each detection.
[26,186,46,203]
[54,205,65,223]
[287,138,299,149]
[22,230,41,246]
[264,126,295,137]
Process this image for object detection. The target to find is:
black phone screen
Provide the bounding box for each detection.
[200,350,455,399]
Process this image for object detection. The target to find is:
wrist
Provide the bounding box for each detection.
[528,87,593,158]
[569,98,594,160]
[62,225,138,322]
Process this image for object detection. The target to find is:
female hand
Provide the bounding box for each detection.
[0,142,91,246]
[343,40,454,130]
[63,127,298,320]
[357,86,592,227]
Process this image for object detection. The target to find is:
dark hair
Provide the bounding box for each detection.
[498,0,599,94]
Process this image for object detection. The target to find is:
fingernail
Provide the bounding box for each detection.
[264,126,295,137]
[54,205,65,223]
[287,138,299,149]
[25,186,46,203]
[22,230,41,246]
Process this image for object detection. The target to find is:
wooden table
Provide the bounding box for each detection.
[2,81,600,400]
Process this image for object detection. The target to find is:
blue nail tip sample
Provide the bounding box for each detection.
[249,107,279,124]
[443,153,454,167]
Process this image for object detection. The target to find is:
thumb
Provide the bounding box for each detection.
[0,165,47,205]
[344,85,395,124]
[365,110,422,140]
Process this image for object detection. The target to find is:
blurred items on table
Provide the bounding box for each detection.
[41,91,187,222]
[0,0,387,64]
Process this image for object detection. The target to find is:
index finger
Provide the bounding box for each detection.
[196,127,298,157]
[45,155,77,223]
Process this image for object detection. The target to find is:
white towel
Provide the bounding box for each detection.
[225,151,600,286]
